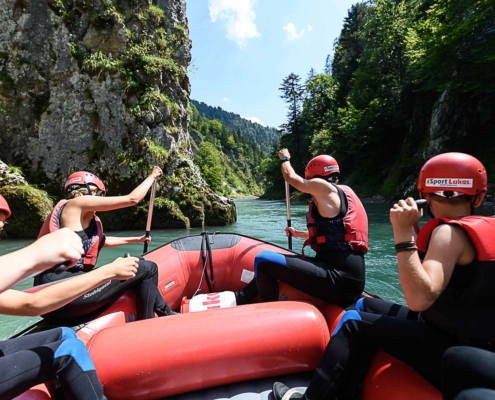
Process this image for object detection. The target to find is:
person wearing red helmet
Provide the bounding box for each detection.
[0,194,131,399]
[273,152,495,400]
[235,149,368,307]
[34,166,177,321]
[0,194,12,225]
[0,196,10,236]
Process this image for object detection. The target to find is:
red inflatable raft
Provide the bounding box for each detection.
[15,232,441,400]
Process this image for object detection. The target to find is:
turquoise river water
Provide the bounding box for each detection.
[2,198,492,340]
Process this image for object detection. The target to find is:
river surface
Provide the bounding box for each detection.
[3,198,491,339]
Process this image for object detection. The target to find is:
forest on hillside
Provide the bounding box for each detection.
[191,100,280,153]
[261,0,495,199]
[189,103,269,197]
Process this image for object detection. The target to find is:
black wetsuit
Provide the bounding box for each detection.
[0,327,105,399]
[298,281,495,400]
[442,347,495,400]
[236,186,366,308]
[34,220,174,321]
[236,249,365,308]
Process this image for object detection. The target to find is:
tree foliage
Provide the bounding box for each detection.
[196,141,224,193]
[191,100,280,153]
[278,73,307,171]
[406,0,495,93]
[190,103,269,197]
[261,0,495,199]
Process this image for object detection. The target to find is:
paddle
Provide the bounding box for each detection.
[143,179,157,254]
[285,181,292,250]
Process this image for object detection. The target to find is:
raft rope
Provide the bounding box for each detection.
[194,232,216,296]
[205,232,216,290]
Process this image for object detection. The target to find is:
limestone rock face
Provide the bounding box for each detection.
[396,90,495,199]
[0,0,236,234]
[424,91,495,160]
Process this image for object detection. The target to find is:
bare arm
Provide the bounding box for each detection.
[278,150,331,197]
[0,228,84,293]
[103,235,151,247]
[0,256,139,316]
[285,227,309,240]
[390,198,471,311]
[278,149,341,218]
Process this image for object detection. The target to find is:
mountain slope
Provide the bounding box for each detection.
[189,102,274,197]
[191,100,280,154]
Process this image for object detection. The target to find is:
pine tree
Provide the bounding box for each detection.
[279,73,305,169]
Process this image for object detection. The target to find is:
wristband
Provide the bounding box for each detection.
[394,241,417,253]
[280,156,290,163]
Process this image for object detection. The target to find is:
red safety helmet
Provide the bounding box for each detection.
[417,152,487,199]
[0,195,11,219]
[64,171,106,196]
[305,155,340,180]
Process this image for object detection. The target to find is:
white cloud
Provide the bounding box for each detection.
[283,23,305,41]
[307,24,313,32]
[241,116,264,125]
[223,97,230,102]
[209,0,261,48]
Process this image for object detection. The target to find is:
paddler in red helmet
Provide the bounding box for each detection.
[235,149,368,308]
[34,166,176,320]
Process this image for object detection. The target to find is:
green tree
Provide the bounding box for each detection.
[279,73,305,170]
[331,2,370,107]
[406,0,495,94]
[300,73,339,161]
[196,142,224,194]
[331,0,411,177]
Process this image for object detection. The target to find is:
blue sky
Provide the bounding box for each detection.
[186,0,358,129]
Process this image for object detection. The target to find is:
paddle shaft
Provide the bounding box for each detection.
[143,179,157,253]
[285,182,292,250]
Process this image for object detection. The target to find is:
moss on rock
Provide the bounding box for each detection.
[204,194,237,226]
[142,197,190,229]
[0,185,54,238]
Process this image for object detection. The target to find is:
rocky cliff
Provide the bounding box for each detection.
[394,90,495,199]
[0,0,236,237]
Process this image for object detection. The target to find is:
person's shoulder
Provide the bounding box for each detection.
[54,198,69,206]
[64,195,96,210]
[336,184,358,196]
[308,177,336,193]
[432,222,467,242]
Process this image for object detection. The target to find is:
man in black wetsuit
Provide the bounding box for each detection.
[236,149,368,308]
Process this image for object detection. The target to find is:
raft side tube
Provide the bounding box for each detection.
[362,350,441,400]
[87,302,330,400]
[13,384,52,400]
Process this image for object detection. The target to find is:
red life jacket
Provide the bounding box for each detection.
[38,200,104,271]
[417,216,495,349]
[303,185,368,257]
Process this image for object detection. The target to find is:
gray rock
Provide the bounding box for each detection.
[0,0,236,233]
